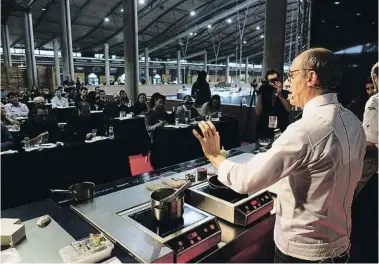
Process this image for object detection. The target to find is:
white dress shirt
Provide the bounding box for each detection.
[218,93,366,261]
[362,93,378,146]
[4,102,29,117]
[51,96,69,108]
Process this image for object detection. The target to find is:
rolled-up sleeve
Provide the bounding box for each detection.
[218,124,309,194]
[362,95,378,145]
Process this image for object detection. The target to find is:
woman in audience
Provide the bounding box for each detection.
[31,85,40,97]
[200,94,221,116]
[119,90,131,106]
[149,92,161,109]
[191,70,211,107]
[23,89,34,102]
[145,94,171,141]
[132,93,150,115]
[66,101,104,142]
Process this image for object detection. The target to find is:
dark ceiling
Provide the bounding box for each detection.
[311,0,378,52]
[1,0,377,64]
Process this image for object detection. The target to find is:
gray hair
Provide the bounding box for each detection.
[301,48,342,92]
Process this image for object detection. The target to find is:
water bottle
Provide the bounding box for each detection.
[242,97,247,105]
[108,126,114,139]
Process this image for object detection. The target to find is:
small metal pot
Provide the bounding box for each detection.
[50,182,95,201]
[151,188,184,221]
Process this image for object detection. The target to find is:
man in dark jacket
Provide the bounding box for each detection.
[175,95,200,123]
[1,123,15,151]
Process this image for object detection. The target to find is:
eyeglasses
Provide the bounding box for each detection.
[286,68,314,82]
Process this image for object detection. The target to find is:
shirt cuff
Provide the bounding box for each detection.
[365,130,378,144]
[217,159,236,186]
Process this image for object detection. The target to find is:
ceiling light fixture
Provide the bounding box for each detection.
[121,8,124,12]
[190,11,195,16]
[207,24,212,29]
[104,17,110,22]
[321,20,325,23]
[356,13,361,16]
[243,40,247,44]
[190,32,193,36]
[334,1,340,4]
[256,26,260,30]
[336,25,340,28]
[227,18,232,23]
[138,0,145,4]
[260,35,264,39]
[194,33,197,35]
[41,7,46,11]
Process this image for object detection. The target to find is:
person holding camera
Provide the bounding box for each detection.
[255,69,292,139]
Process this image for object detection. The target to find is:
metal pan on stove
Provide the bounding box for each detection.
[208,175,229,190]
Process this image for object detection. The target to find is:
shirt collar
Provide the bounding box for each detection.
[303,93,339,113]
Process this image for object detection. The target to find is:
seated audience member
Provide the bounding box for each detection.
[19,104,60,143]
[96,90,108,110]
[132,93,150,115]
[200,94,221,116]
[86,91,97,110]
[1,123,15,151]
[42,88,53,102]
[31,85,40,97]
[145,94,171,139]
[52,89,69,108]
[65,87,76,103]
[4,92,29,117]
[23,89,33,102]
[175,95,200,123]
[1,103,19,125]
[63,75,75,86]
[103,92,131,119]
[66,101,103,142]
[1,85,8,99]
[18,91,25,102]
[95,86,101,99]
[76,76,83,90]
[75,87,88,105]
[34,96,45,106]
[119,90,131,106]
[149,92,161,109]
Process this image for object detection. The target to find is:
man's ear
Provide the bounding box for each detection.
[307,71,318,87]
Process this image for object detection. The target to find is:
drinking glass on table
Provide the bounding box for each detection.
[92,129,97,137]
[175,117,179,126]
[24,138,31,151]
[217,111,222,119]
[120,111,126,118]
[184,117,189,124]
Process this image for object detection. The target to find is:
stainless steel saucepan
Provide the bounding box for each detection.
[151,188,184,221]
[50,182,95,201]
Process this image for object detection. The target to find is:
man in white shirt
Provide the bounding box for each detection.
[193,48,366,262]
[51,89,69,108]
[355,62,378,197]
[4,92,29,117]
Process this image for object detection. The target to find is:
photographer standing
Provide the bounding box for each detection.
[255,69,291,139]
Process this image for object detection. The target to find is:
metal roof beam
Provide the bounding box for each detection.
[148,0,257,53]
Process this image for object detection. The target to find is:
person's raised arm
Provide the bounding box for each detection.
[193,121,309,194]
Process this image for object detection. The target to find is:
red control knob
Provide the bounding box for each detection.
[197,236,202,241]
[190,240,195,245]
[204,228,208,232]
[210,224,215,230]
[178,241,183,246]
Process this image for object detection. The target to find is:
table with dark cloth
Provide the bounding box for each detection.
[150,117,240,169]
[109,116,150,156]
[1,138,132,210]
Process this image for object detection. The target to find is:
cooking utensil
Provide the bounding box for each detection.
[208,175,229,190]
[50,182,95,201]
[160,180,192,203]
[151,188,184,221]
